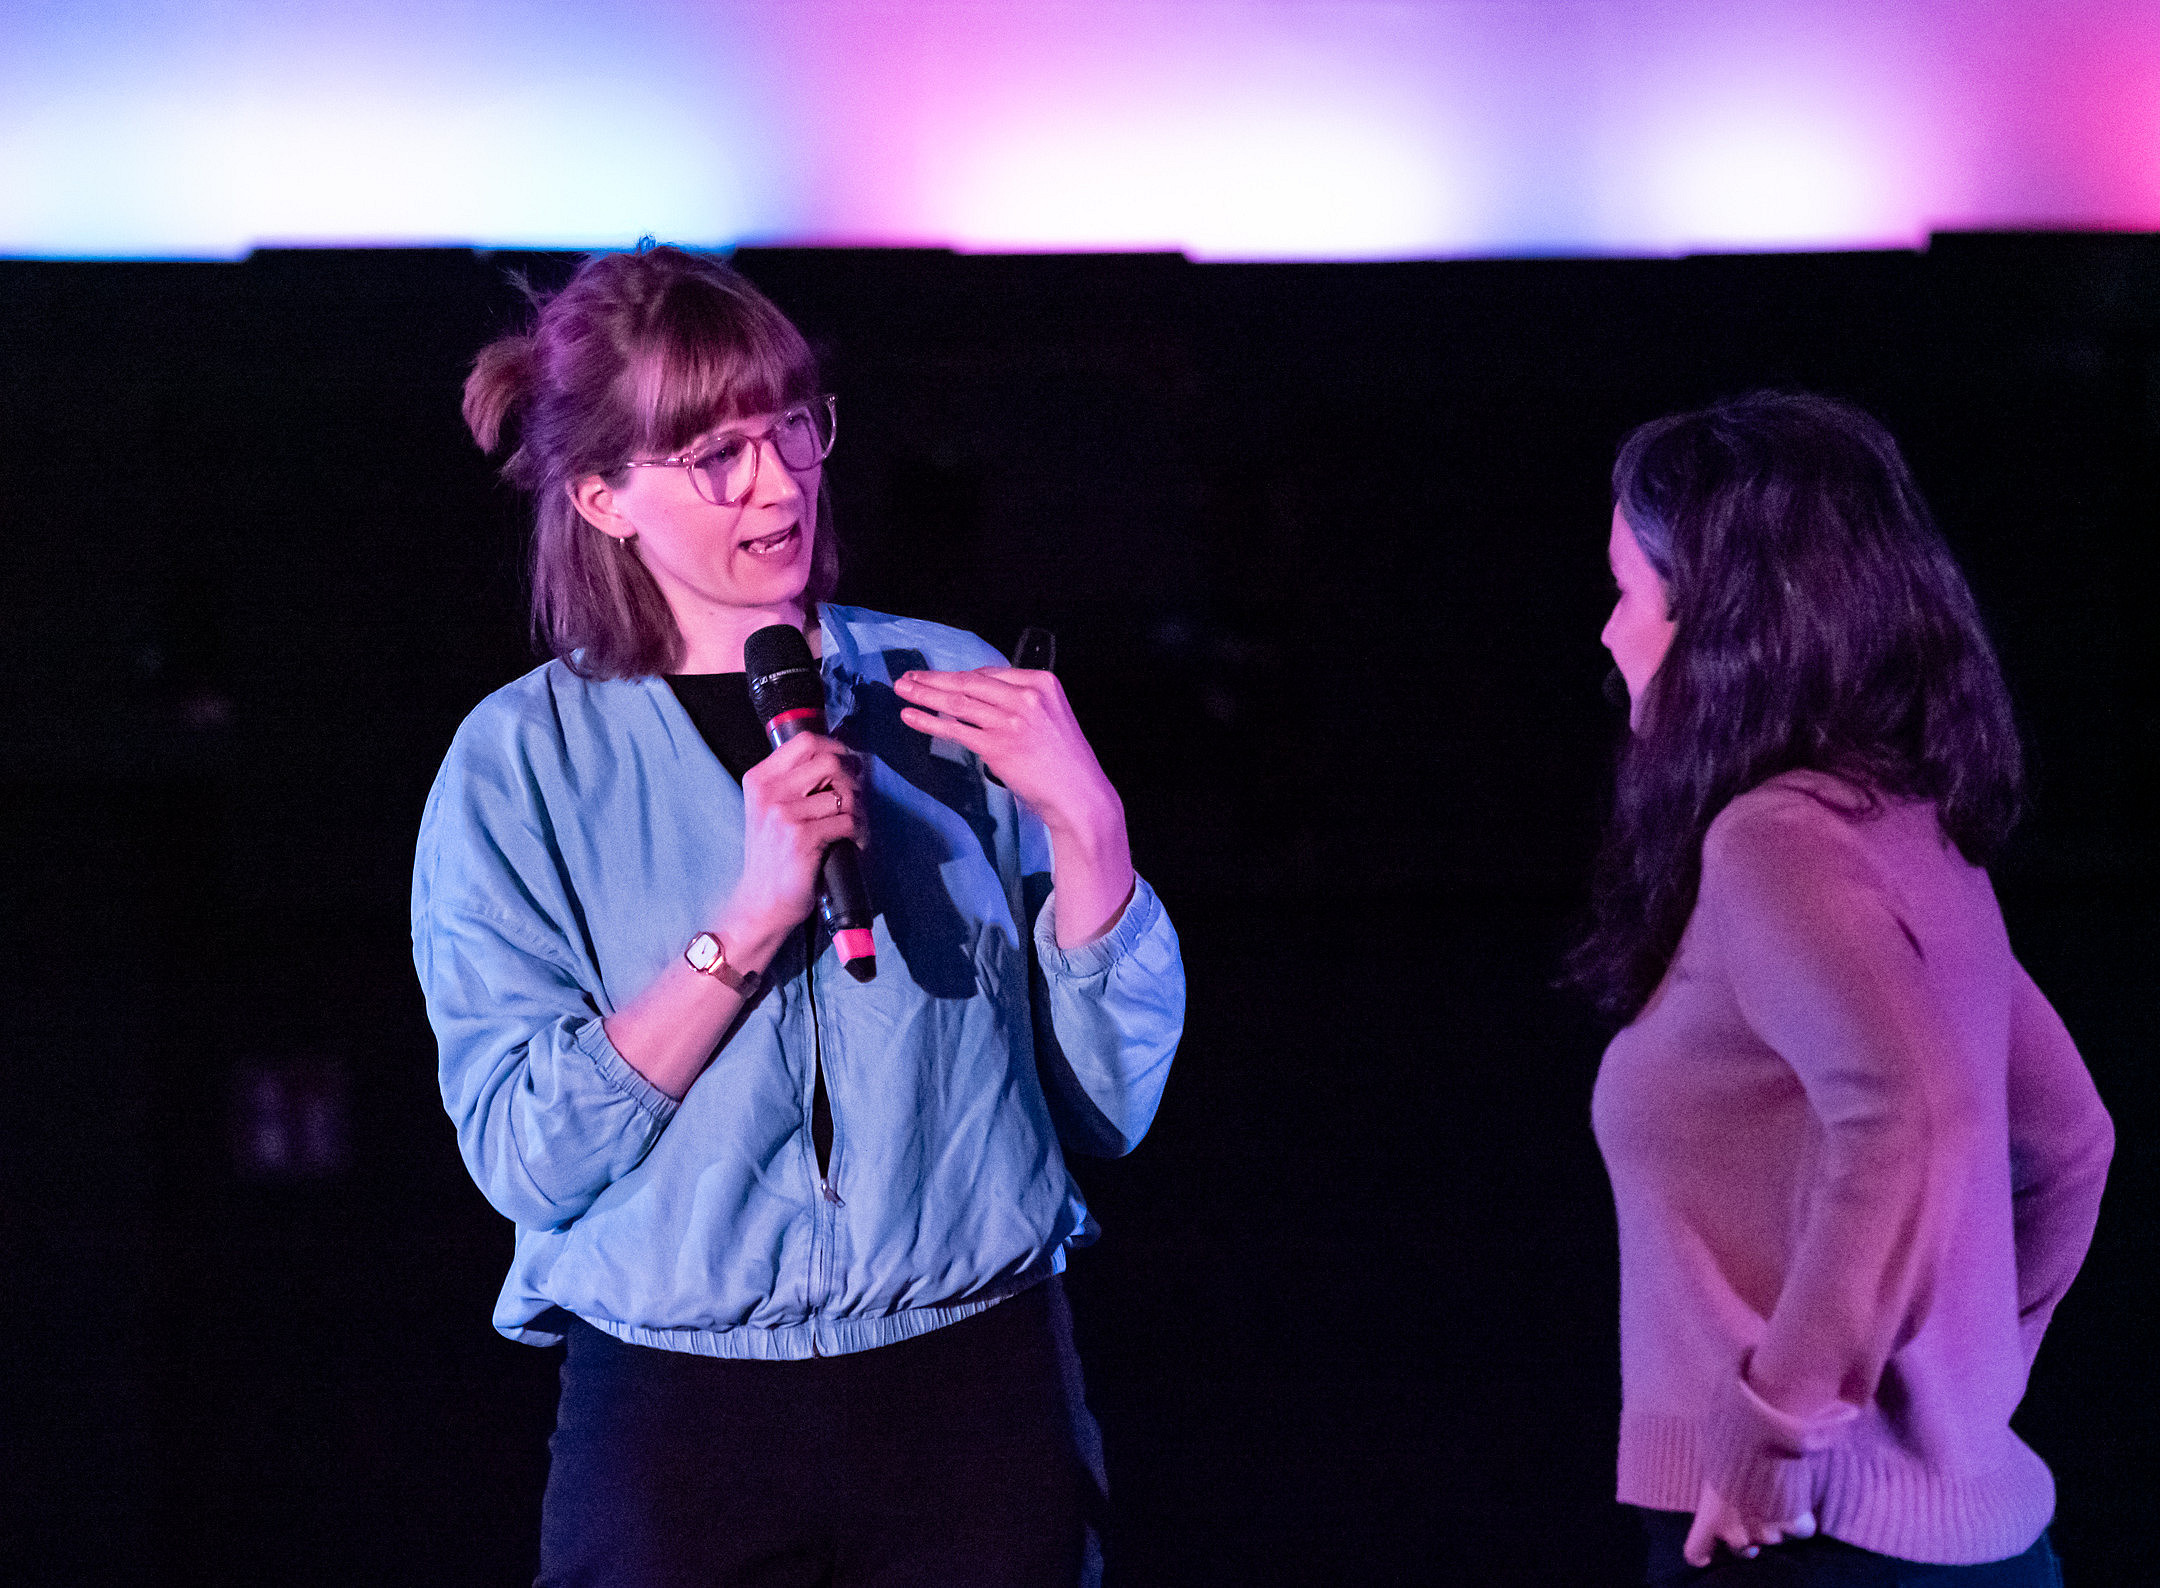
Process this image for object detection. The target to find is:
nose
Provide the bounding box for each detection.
[745,436,809,510]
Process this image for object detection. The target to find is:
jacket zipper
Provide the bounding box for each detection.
[804,921,841,1206]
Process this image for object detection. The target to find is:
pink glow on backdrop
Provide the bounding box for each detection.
[2,0,2156,259]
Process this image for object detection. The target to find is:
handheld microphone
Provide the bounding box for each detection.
[745,624,877,982]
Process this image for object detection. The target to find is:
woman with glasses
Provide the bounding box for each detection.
[1580,391,2111,1585]
[413,244,1183,1587]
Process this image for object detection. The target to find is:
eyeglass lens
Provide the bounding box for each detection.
[693,402,836,505]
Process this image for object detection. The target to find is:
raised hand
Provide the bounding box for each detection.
[894,666,1134,947]
[893,667,1111,827]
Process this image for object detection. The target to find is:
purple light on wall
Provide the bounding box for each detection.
[230,1059,352,1182]
[4,1,2155,259]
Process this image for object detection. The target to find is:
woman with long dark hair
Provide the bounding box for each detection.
[412,244,1183,1585]
[1580,392,2112,1584]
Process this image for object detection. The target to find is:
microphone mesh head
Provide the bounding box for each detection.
[744,624,825,723]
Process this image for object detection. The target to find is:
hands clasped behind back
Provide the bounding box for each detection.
[727,730,869,946]
[1684,1480,1817,1568]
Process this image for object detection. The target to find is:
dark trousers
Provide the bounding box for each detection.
[538,1278,1106,1588]
[1640,1511,2063,1587]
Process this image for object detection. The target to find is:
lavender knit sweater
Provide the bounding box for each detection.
[1592,772,2113,1565]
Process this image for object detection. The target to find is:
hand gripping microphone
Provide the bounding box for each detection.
[744,624,877,982]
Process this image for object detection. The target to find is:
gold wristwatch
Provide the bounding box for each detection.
[684,931,760,996]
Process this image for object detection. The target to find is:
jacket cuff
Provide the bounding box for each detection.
[1703,1353,1860,1521]
[574,1018,682,1126]
[1034,874,1163,980]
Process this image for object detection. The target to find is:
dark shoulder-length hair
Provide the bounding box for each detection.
[1569,391,2023,1020]
[461,243,838,678]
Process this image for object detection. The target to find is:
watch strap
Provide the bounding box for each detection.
[685,932,760,996]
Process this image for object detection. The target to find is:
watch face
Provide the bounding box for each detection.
[686,932,721,972]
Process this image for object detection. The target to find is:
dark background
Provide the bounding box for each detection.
[3,236,2153,1586]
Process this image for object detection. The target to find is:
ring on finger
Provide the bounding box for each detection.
[830,788,844,818]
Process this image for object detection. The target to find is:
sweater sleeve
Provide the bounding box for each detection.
[1696,798,1952,1519]
[2004,965,2112,1364]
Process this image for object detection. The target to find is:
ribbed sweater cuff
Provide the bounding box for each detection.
[1618,1411,2057,1566]
[1703,1356,1859,1523]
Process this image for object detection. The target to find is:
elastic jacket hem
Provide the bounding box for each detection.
[582,1263,1059,1360]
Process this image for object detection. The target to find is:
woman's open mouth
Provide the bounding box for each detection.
[739,523,800,558]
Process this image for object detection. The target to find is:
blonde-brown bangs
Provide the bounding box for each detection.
[626,276,820,460]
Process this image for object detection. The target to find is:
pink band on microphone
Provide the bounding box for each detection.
[766,707,821,728]
[834,928,877,965]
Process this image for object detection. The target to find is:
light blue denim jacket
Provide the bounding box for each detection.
[412,606,1184,1358]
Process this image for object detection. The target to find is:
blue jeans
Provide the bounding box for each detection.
[1639,1510,2063,1587]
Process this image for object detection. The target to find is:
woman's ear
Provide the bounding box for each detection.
[567,474,634,540]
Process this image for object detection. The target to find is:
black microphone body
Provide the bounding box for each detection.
[744,624,877,982]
